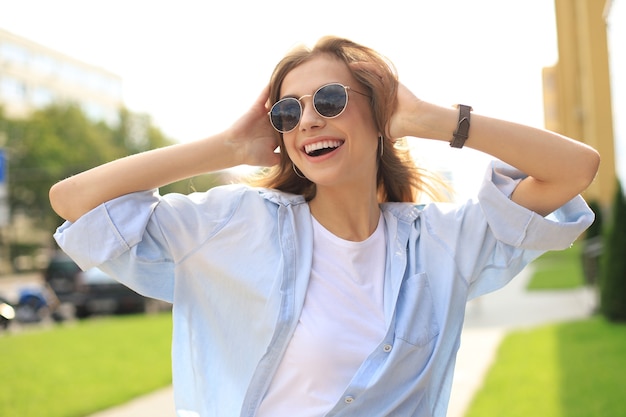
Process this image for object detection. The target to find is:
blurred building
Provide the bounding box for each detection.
[605,0,625,188]
[542,0,620,208]
[0,27,122,126]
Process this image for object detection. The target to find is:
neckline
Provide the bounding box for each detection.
[311,211,385,246]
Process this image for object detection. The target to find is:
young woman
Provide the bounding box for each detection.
[50,36,599,417]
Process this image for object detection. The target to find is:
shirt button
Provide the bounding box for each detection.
[383,344,393,352]
[344,396,354,404]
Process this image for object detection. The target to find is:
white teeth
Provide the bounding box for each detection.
[304,140,343,155]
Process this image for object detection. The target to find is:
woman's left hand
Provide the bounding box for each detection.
[387,82,425,141]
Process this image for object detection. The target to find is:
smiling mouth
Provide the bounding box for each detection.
[304,140,344,157]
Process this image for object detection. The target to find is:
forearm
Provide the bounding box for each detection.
[467,114,599,213]
[50,132,240,222]
[409,102,600,214]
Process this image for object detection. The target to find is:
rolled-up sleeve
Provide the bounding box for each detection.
[463,161,594,298]
[54,189,160,271]
[478,161,594,250]
[53,185,256,303]
[52,190,178,301]
[425,161,594,298]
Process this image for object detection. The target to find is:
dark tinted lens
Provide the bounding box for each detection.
[314,84,347,117]
[270,98,301,132]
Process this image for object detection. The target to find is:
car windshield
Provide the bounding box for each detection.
[82,268,117,285]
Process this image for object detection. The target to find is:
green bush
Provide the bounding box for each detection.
[581,200,603,286]
[600,181,626,321]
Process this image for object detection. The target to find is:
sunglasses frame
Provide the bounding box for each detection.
[268,82,368,133]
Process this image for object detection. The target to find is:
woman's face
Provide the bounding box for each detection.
[279,55,380,190]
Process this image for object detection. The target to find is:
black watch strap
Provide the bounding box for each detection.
[450,104,473,148]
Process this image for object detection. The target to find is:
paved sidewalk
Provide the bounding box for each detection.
[87,266,594,417]
[87,386,175,417]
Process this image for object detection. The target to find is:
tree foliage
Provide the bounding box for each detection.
[0,103,221,238]
[600,180,626,321]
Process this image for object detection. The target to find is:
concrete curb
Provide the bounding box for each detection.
[87,386,175,417]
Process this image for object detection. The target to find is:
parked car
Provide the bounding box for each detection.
[73,267,148,318]
[44,253,150,318]
[44,253,82,304]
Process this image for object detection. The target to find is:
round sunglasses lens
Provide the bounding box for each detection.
[314,84,347,117]
[270,99,301,132]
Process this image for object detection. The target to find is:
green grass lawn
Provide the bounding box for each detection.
[0,313,172,417]
[527,242,586,290]
[465,316,626,417]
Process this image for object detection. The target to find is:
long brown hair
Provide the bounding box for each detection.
[252,36,449,203]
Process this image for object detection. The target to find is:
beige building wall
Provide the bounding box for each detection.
[605,0,625,187]
[544,0,616,207]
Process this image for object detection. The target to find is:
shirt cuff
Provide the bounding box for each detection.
[478,160,594,250]
[53,190,159,270]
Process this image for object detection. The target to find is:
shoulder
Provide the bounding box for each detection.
[161,183,303,205]
[156,184,306,220]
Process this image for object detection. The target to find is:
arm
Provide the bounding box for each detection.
[390,84,600,216]
[50,87,279,223]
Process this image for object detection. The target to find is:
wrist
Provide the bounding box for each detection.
[410,102,458,142]
[449,104,473,148]
[194,132,242,172]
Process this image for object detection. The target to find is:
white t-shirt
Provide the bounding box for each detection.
[257,213,387,416]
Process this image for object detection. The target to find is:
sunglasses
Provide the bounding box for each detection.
[268,82,369,133]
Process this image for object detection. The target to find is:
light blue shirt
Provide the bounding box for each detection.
[54,162,593,417]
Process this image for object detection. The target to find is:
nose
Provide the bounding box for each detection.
[298,96,324,131]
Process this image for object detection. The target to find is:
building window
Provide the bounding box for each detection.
[31,52,58,76]
[0,41,30,66]
[0,76,27,102]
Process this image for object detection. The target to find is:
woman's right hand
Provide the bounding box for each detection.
[226,85,281,168]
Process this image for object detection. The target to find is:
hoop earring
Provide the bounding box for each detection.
[379,135,384,158]
[292,163,306,179]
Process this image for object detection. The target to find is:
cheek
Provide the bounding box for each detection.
[348,113,379,147]
[281,134,299,159]
[349,100,379,134]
